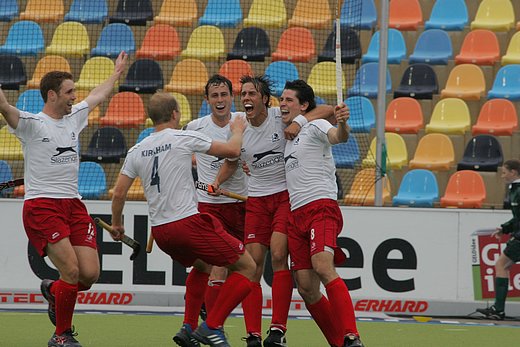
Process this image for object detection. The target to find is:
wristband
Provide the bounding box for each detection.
[292,114,308,127]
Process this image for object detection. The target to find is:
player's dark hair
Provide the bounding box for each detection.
[240,75,272,108]
[283,79,317,112]
[504,159,520,175]
[40,71,74,102]
[205,74,233,96]
[148,92,180,125]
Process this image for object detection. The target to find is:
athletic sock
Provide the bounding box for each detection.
[54,280,78,336]
[306,295,342,347]
[326,277,358,336]
[205,280,225,315]
[184,269,209,329]
[270,270,293,331]
[206,272,253,329]
[241,281,263,335]
[494,277,509,312]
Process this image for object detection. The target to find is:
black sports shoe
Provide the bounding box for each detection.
[263,328,287,347]
[242,332,262,347]
[48,329,82,347]
[41,279,56,326]
[200,302,207,321]
[173,323,201,347]
[476,305,505,320]
[344,333,364,347]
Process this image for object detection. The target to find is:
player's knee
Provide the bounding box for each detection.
[270,248,289,269]
[60,266,80,283]
[297,285,320,304]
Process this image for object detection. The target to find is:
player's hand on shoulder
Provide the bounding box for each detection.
[284,122,301,140]
[230,114,247,134]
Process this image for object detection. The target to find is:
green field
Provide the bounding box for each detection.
[0,312,518,347]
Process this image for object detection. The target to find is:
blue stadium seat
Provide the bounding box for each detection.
[424,0,468,31]
[227,27,270,62]
[198,99,236,118]
[199,0,242,27]
[317,27,362,64]
[16,90,44,114]
[0,20,44,56]
[348,62,392,98]
[487,64,520,101]
[392,169,439,207]
[340,0,377,30]
[82,127,127,163]
[264,61,299,97]
[78,161,107,199]
[91,23,135,57]
[0,55,27,90]
[344,96,375,133]
[64,0,108,23]
[0,0,18,22]
[136,127,155,143]
[119,59,163,93]
[332,136,360,169]
[409,29,453,65]
[394,63,438,100]
[314,96,326,105]
[362,29,407,64]
[109,0,153,25]
[457,135,503,172]
[0,160,13,197]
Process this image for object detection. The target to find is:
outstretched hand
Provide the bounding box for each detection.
[114,51,128,76]
[335,102,350,124]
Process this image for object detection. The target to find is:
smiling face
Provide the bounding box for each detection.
[53,79,76,116]
[206,82,233,120]
[240,82,268,125]
[280,89,309,125]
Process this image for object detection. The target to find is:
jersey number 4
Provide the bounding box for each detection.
[151,156,160,193]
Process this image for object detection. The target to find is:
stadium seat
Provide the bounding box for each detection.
[27,55,71,89]
[91,23,135,57]
[20,0,64,23]
[331,136,360,169]
[99,92,146,128]
[198,100,236,118]
[136,24,181,61]
[227,27,271,62]
[265,61,299,97]
[0,0,18,22]
[455,30,500,66]
[75,90,101,125]
[181,25,225,61]
[409,29,453,65]
[502,32,520,65]
[109,176,145,201]
[0,21,44,56]
[82,127,126,163]
[440,170,486,208]
[288,0,331,29]
[0,126,23,160]
[392,169,439,207]
[362,29,407,64]
[408,133,455,171]
[425,98,471,135]
[218,60,253,95]
[16,90,44,114]
[424,0,468,31]
[170,92,193,128]
[344,168,392,206]
[119,59,163,93]
[388,0,423,31]
[307,62,345,98]
[165,59,208,95]
[470,0,515,32]
[0,160,13,197]
[75,57,115,91]
[487,65,520,101]
[154,0,197,27]
[344,96,375,133]
[271,27,316,63]
[45,21,90,57]
[243,0,287,29]
[441,64,486,100]
[393,63,438,99]
[64,0,108,23]
[110,0,153,25]
[0,55,27,90]
[385,97,423,134]
[78,161,106,199]
[136,127,154,144]
[472,99,518,136]
[349,62,392,99]
[317,27,362,64]
[340,0,377,30]
[457,135,503,172]
[362,132,408,169]
[199,0,242,28]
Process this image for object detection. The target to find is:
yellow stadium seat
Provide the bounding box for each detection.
[409,133,455,171]
[154,0,198,27]
[75,57,115,91]
[362,132,408,169]
[75,90,101,125]
[45,22,90,57]
[470,0,515,32]
[20,0,64,23]
[165,59,208,95]
[288,0,331,29]
[502,31,520,65]
[440,64,486,100]
[109,177,146,201]
[307,62,345,98]
[0,126,23,161]
[181,25,225,61]
[344,168,392,206]
[170,92,193,128]
[27,55,71,89]
[243,0,287,29]
[425,98,471,135]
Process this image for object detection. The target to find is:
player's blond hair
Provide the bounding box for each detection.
[148,92,179,125]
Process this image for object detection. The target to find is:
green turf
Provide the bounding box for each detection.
[0,312,518,346]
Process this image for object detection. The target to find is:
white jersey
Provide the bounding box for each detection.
[185,113,248,203]
[284,119,337,210]
[9,101,89,200]
[121,128,212,226]
[240,107,287,197]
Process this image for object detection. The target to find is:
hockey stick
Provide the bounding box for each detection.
[335,0,344,106]
[194,180,248,202]
[94,217,141,261]
[0,178,24,192]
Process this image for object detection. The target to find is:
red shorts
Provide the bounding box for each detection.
[244,190,290,246]
[288,199,346,271]
[23,198,97,257]
[152,213,245,267]
[198,201,246,241]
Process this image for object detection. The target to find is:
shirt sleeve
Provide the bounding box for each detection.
[120,144,139,179]
[309,119,333,143]
[9,111,42,142]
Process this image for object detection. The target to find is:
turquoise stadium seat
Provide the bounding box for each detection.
[136,127,155,143]
[16,90,44,114]
[78,162,107,199]
[0,21,44,56]
[392,169,439,207]
[332,136,360,169]
[0,160,13,197]
[199,0,242,28]
[91,23,135,57]
[409,29,453,65]
[264,61,299,97]
[345,96,375,133]
[340,0,377,30]
[348,62,392,98]
[487,64,520,101]
[424,0,468,31]
[0,0,18,21]
[198,100,237,118]
[64,0,108,23]
[362,29,406,64]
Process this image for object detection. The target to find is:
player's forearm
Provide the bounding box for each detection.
[0,88,20,129]
[85,73,120,109]
[111,195,125,228]
[215,159,238,186]
[304,104,334,121]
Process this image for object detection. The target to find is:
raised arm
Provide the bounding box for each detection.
[0,86,21,129]
[327,103,350,145]
[110,173,135,240]
[284,104,334,139]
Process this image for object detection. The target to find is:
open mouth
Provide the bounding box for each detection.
[215,104,225,111]
[244,103,254,113]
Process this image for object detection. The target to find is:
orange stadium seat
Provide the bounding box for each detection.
[472,99,518,136]
[165,59,208,95]
[455,30,500,66]
[271,27,316,63]
[344,168,392,206]
[243,0,287,29]
[218,60,253,95]
[20,0,64,23]
[440,170,486,208]
[181,25,225,61]
[99,92,146,128]
[441,64,486,100]
[388,0,423,31]
[154,0,198,27]
[385,97,423,134]
[27,55,71,89]
[408,133,455,171]
[288,0,331,29]
[136,24,181,61]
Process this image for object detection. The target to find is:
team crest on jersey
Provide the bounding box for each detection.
[294,137,300,145]
[271,133,280,142]
[71,132,76,140]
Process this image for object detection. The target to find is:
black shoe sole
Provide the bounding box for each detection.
[40,280,56,326]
